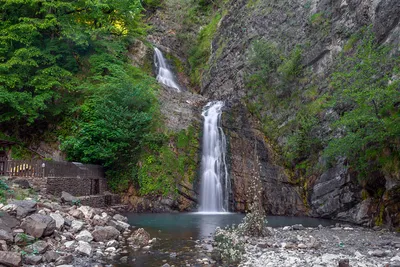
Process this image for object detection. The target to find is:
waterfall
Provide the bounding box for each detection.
[199,101,230,213]
[154,47,181,92]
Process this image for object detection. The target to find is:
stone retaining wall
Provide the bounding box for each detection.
[46,177,107,197]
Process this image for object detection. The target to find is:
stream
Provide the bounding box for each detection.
[114,213,337,267]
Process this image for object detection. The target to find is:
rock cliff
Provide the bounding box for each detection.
[201,0,400,226]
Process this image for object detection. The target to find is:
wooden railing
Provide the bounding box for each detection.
[0,159,104,179]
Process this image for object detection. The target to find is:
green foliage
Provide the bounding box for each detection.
[324,30,400,179]
[188,13,222,84]
[0,178,11,204]
[277,46,303,83]
[0,0,147,141]
[137,126,200,196]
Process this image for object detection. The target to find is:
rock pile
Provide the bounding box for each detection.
[0,192,152,267]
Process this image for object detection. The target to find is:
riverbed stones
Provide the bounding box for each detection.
[50,213,65,230]
[23,255,42,265]
[21,214,56,238]
[0,229,13,242]
[14,233,35,245]
[43,250,59,262]
[78,206,94,220]
[369,249,388,257]
[113,214,128,223]
[55,254,74,265]
[108,219,130,232]
[75,241,92,256]
[0,251,22,266]
[75,230,93,242]
[92,226,120,242]
[61,191,78,204]
[71,220,84,232]
[338,259,350,267]
[25,240,48,254]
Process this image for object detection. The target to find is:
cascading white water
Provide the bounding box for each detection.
[199,101,230,213]
[154,47,181,92]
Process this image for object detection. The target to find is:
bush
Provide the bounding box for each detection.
[214,227,245,265]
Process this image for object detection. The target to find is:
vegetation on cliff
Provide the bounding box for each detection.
[245,27,400,193]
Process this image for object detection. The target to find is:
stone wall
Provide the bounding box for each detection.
[78,194,121,208]
[46,177,107,197]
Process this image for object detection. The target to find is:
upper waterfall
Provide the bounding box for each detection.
[199,101,230,213]
[154,47,181,92]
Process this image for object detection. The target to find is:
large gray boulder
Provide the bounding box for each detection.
[9,200,37,218]
[75,241,92,256]
[0,251,22,266]
[21,214,56,238]
[92,226,119,242]
[0,212,19,232]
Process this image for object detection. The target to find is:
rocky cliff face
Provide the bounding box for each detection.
[201,0,400,226]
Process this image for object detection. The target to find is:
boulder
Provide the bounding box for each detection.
[71,220,84,233]
[113,214,128,223]
[92,226,119,242]
[0,212,19,232]
[75,230,93,242]
[75,241,92,256]
[25,240,48,254]
[0,240,8,251]
[61,192,78,204]
[292,224,305,230]
[68,209,84,219]
[130,228,151,247]
[23,255,42,265]
[49,213,65,230]
[64,241,75,248]
[106,240,119,248]
[0,229,13,242]
[9,200,37,218]
[21,214,56,238]
[108,219,130,232]
[92,214,107,226]
[78,206,94,220]
[0,251,22,266]
[43,251,59,263]
[55,254,73,265]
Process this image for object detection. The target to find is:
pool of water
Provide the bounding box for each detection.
[113,213,336,267]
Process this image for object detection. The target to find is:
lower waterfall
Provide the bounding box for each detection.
[199,101,230,213]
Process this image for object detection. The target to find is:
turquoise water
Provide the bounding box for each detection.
[113,213,336,267]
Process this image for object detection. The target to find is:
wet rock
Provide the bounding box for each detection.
[92,226,120,242]
[75,241,92,256]
[92,214,107,226]
[105,246,116,253]
[23,255,42,265]
[162,264,170,267]
[130,228,150,247]
[49,213,65,230]
[21,214,56,238]
[0,251,22,266]
[75,230,93,242]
